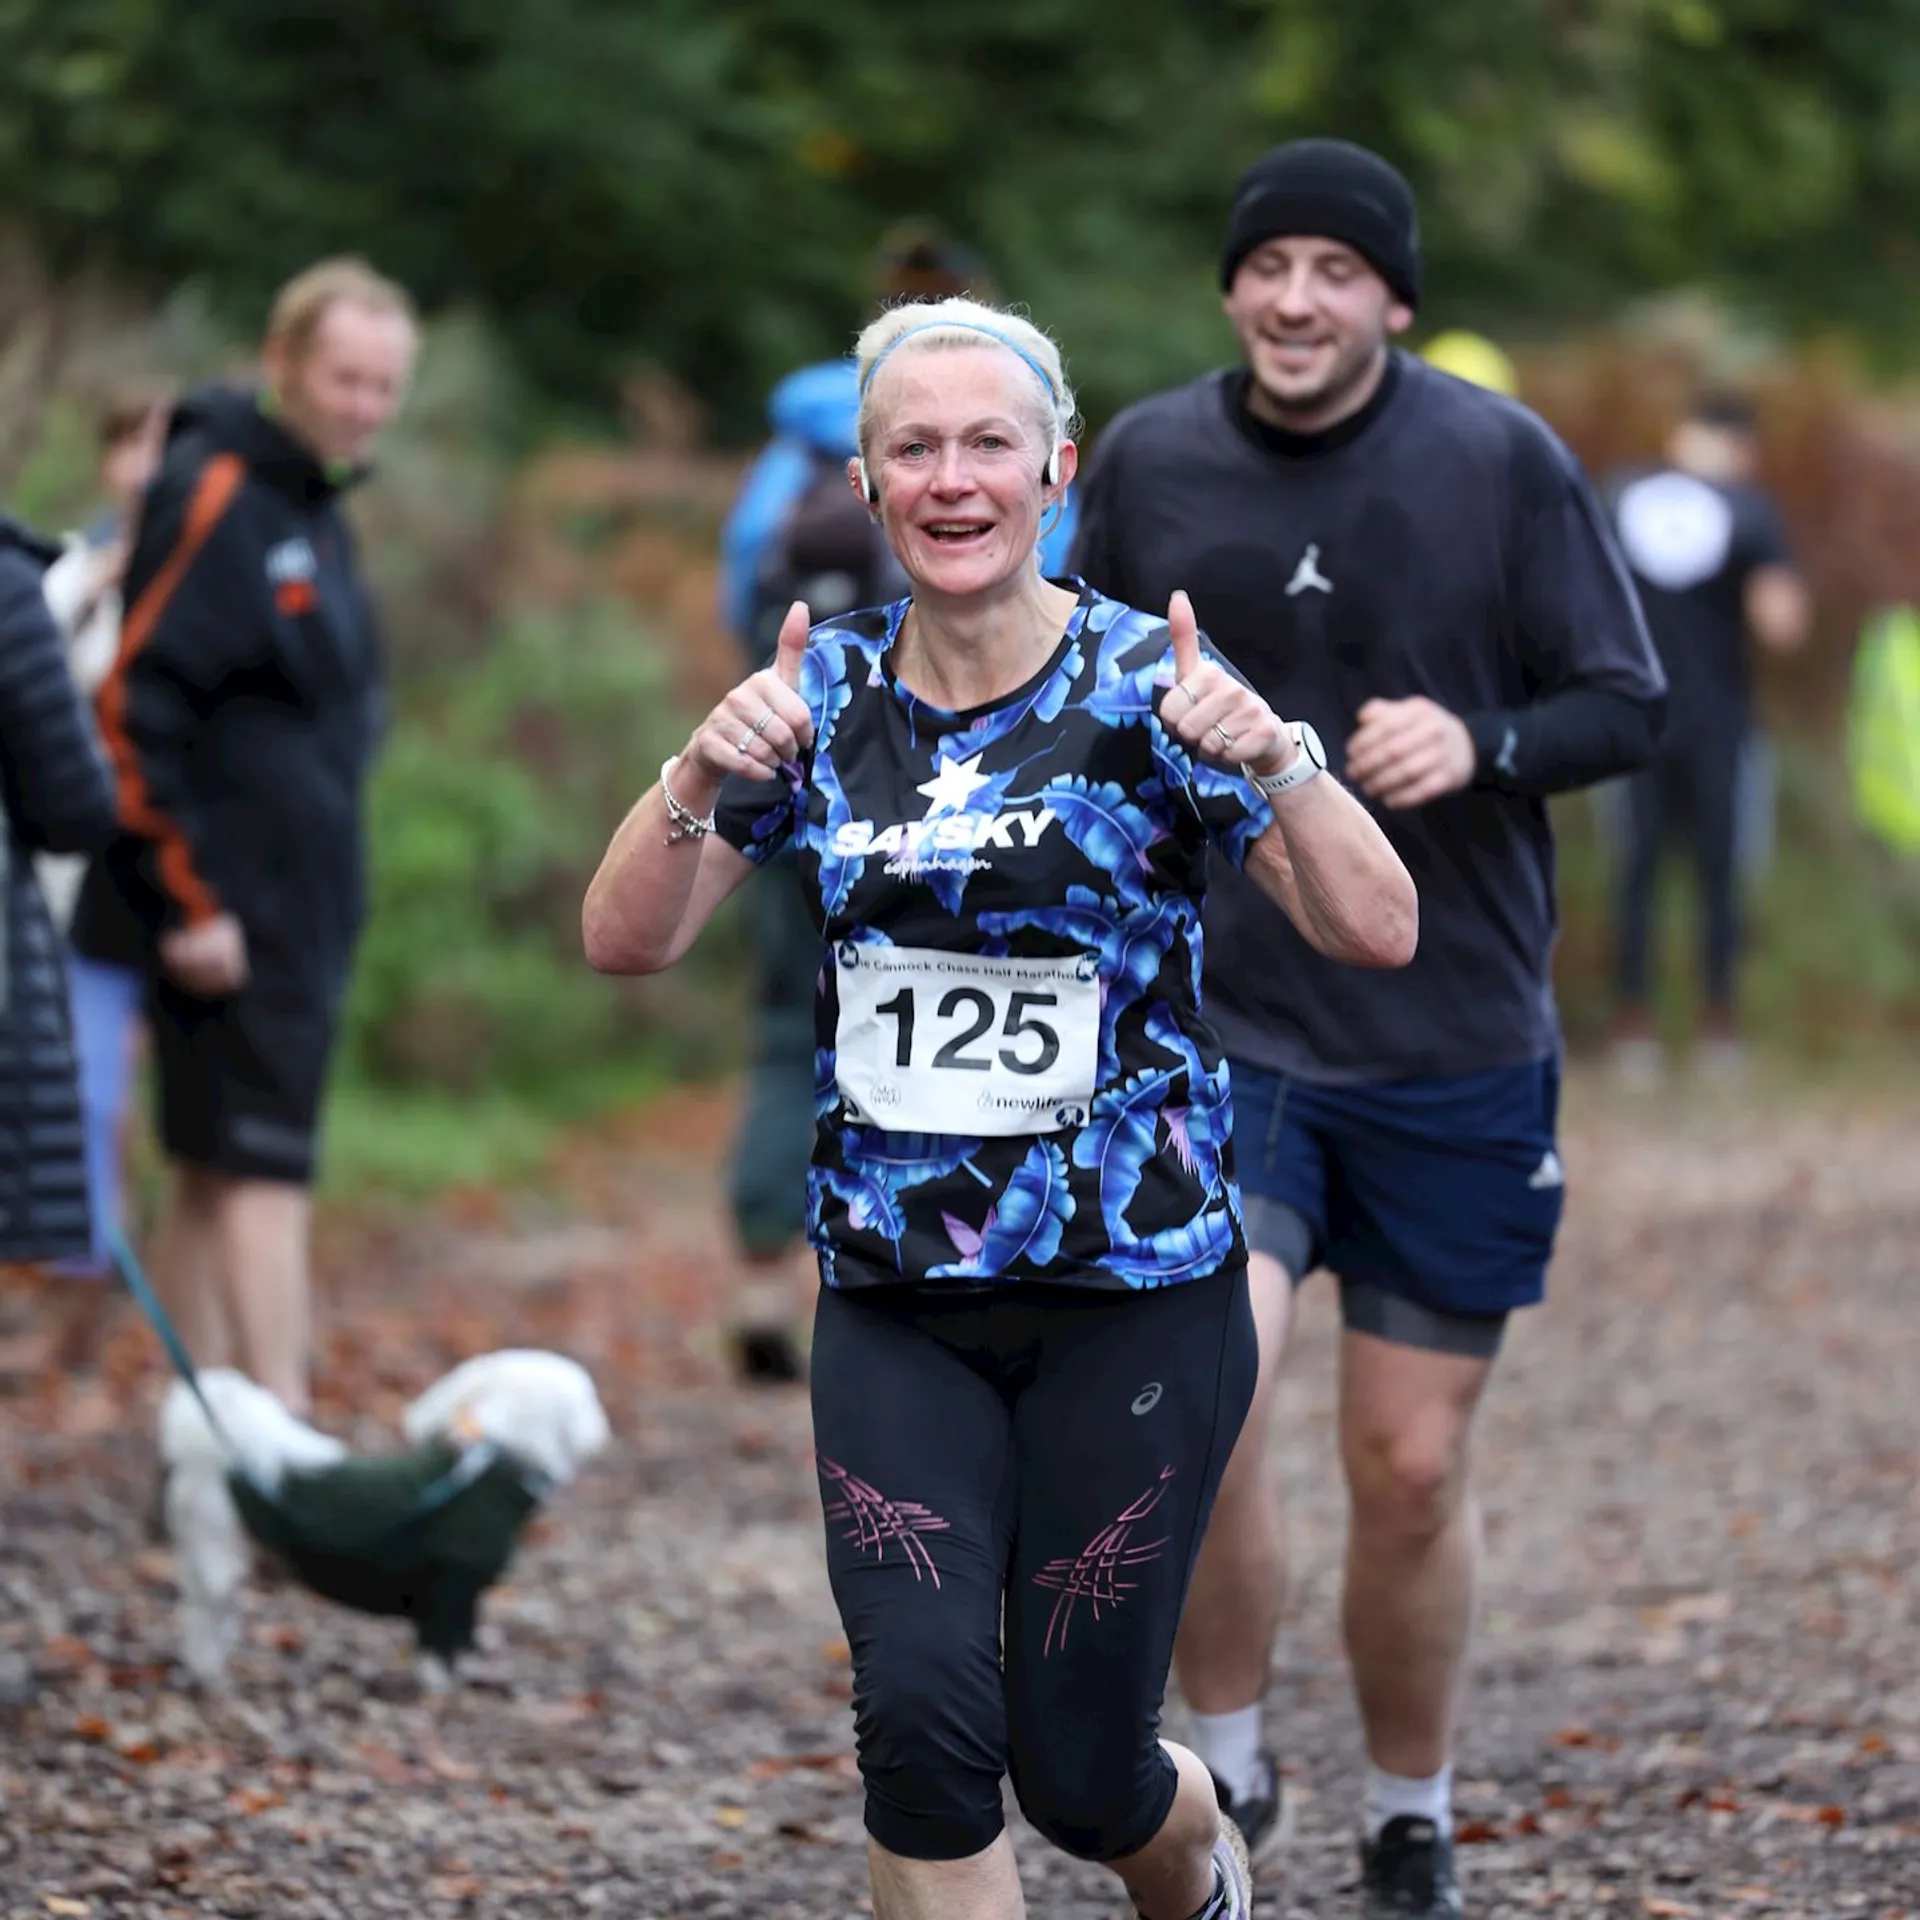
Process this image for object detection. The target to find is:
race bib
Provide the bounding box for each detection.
[833,943,1100,1136]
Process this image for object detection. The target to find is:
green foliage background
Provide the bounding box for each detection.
[11,2,1920,430]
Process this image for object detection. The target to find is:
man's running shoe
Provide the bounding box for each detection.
[1360,1815,1463,1918]
[731,1323,805,1384]
[1208,1749,1292,1871]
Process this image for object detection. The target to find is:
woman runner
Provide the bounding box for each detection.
[584,297,1416,1920]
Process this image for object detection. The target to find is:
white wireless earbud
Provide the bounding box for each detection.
[1041,447,1061,488]
[857,458,878,507]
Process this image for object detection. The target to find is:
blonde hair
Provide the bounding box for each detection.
[854,297,1077,466]
[266,256,415,360]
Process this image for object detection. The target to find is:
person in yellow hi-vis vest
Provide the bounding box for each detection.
[1420,330,1518,397]
[1848,605,1920,857]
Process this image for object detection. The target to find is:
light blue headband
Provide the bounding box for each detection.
[858,319,1059,402]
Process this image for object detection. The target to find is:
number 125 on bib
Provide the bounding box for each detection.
[833,943,1100,1137]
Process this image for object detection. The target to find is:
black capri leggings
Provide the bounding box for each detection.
[810,1265,1257,1863]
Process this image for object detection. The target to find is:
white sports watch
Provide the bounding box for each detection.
[1243,721,1326,797]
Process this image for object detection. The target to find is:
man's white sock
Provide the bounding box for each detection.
[1363,1761,1453,1841]
[1187,1705,1265,1804]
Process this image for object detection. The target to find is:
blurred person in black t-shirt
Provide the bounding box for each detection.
[1604,394,1809,1077]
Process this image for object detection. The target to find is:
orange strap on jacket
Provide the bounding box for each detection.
[94,453,247,927]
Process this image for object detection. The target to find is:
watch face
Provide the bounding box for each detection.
[1298,722,1327,770]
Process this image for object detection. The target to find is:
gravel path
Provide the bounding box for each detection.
[3,1074,1916,1917]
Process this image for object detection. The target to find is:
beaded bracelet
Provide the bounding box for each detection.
[659,756,716,845]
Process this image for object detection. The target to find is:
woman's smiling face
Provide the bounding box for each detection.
[858,344,1073,601]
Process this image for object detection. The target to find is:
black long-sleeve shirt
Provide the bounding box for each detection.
[1070,354,1666,1082]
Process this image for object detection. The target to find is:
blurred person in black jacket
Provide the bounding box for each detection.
[38,385,171,1324]
[0,517,118,1270]
[71,259,418,1416]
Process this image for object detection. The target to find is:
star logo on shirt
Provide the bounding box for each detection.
[916,752,993,816]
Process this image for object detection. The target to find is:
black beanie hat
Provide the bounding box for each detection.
[1220,138,1421,310]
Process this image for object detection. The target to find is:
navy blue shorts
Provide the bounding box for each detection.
[1229,1057,1565,1343]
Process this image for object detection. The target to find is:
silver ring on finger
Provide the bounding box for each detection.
[735,727,758,753]
[1212,722,1236,750]
[1178,680,1201,708]
[750,707,776,740]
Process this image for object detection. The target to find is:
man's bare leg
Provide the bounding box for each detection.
[1172,1253,1294,1820]
[1337,1328,1494,1826]
[151,1161,234,1369]
[217,1178,313,1415]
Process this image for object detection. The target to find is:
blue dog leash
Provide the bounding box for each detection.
[108,1227,246,1465]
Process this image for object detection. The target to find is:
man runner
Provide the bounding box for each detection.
[1072,138,1666,1917]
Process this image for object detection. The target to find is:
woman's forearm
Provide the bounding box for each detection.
[1244,778,1417,969]
[587,626,817,974]
[582,761,727,975]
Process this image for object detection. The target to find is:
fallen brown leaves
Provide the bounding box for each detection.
[1,1080,1917,1916]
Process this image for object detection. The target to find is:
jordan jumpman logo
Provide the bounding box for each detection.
[1286,544,1334,595]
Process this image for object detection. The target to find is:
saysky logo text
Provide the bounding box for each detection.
[831,752,1059,873]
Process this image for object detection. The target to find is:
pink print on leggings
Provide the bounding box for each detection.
[818,1456,951,1588]
[1033,1466,1175,1657]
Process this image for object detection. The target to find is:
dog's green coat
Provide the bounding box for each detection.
[229,1443,544,1662]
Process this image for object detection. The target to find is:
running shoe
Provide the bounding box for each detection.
[731,1323,805,1384]
[1606,1032,1666,1088]
[1209,1748,1293,1871]
[1359,1815,1463,1918]
[1211,1815,1254,1918]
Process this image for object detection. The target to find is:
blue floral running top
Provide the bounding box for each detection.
[715,583,1274,1291]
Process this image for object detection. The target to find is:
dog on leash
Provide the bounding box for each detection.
[161,1349,610,1687]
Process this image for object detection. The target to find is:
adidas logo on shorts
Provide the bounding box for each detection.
[1527,1150,1565,1191]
